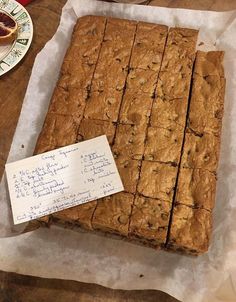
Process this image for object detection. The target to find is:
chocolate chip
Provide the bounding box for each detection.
[118,215,128,225]
[161,213,168,221]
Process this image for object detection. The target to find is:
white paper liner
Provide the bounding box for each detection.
[0,1,236,301]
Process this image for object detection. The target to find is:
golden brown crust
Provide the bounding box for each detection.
[130,22,168,71]
[84,89,123,122]
[143,28,199,238]
[73,16,107,40]
[32,17,224,256]
[181,130,220,172]
[105,17,137,39]
[194,51,225,78]
[151,27,198,128]
[92,192,134,237]
[188,76,225,136]
[60,62,95,92]
[119,92,152,125]
[115,156,141,194]
[126,69,158,96]
[129,195,171,247]
[63,42,102,67]
[34,114,78,154]
[137,161,177,201]
[167,205,212,255]
[156,28,198,99]
[113,124,146,160]
[33,16,107,228]
[144,124,184,164]
[171,51,225,239]
[176,168,216,211]
[77,119,116,145]
[83,18,137,122]
[47,86,86,124]
[188,51,225,137]
[151,98,187,129]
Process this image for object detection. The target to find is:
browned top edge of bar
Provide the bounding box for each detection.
[25,16,169,232]
[194,50,225,78]
[24,15,223,258]
[163,28,200,252]
[128,26,198,245]
[27,17,199,232]
[165,50,225,254]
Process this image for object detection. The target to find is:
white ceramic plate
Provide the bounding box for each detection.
[0,0,33,76]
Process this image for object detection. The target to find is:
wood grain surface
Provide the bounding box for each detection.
[0,270,179,302]
[0,0,235,301]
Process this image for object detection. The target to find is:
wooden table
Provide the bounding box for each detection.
[0,0,235,301]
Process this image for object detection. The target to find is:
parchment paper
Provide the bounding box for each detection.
[1,1,236,301]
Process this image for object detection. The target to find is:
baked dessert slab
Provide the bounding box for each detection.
[56,16,107,112]
[166,204,212,255]
[119,92,153,126]
[112,124,146,160]
[126,69,158,96]
[193,51,224,78]
[92,192,134,237]
[180,54,225,176]
[137,161,177,201]
[119,24,166,125]
[130,22,168,71]
[188,51,225,137]
[166,51,225,254]
[144,124,184,164]
[188,75,225,137]
[115,156,141,194]
[151,27,198,129]
[84,18,137,122]
[150,98,188,130]
[84,88,124,122]
[32,16,226,256]
[175,168,216,211]
[91,21,169,240]
[129,195,171,248]
[34,113,78,154]
[130,26,199,249]
[142,29,198,241]
[47,86,86,122]
[181,130,221,172]
[72,15,107,41]
[77,119,116,145]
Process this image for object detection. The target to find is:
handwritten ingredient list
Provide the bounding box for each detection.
[5,136,124,224]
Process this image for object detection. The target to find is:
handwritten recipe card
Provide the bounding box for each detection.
[5,136,124,225]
